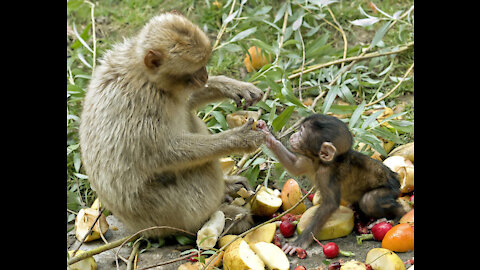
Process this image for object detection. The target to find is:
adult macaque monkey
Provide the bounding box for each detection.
[256,114,404,255]
[79,12,266,238]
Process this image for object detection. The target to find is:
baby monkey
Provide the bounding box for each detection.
[256,114,404,255]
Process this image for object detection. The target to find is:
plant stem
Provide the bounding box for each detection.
[356,233,374,245]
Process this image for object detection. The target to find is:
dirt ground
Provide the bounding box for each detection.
[67,214,414,270]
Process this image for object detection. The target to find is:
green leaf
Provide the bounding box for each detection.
[361,110,383,129]
[175,235,195,245]
[370,21,392,48]
[210,110,227,130]
[348,101,366,128]
[322,85,340,114]
[272,106,295,132]
[230,27,257,43]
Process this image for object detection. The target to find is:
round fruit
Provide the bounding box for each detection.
[371,222,393,241]
[244,46,271,72]
[322,242,339,259]
[399,209,414,225]
[279,220,296,238]
[382,223,414,252]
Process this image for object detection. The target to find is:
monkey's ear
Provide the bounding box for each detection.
[144,50,163,69]
[319,142,336,162]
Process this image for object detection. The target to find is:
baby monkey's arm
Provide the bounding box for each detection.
[256,120,315,176]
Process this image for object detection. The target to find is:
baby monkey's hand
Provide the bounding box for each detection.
[256,120,277,149]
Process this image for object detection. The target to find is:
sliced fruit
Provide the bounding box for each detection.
[223,239,265,270]
[399,209,414,225]
[340,260,367,270]
[251,242,290,270]
[74,208,109,242]
[389,142,414,163]
[297,205,354,240]
[68,250,97,270]
[250,186,283,216]
[365,248,405,270]
[243,223,276,246]
[220,157,236,174]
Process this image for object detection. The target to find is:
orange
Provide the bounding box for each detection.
[399,209,414,225]
[244,46,271,72]
[382,223,414,252]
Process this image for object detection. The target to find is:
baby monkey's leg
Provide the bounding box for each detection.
[358,187,405,219]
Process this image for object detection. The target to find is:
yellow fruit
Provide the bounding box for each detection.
[223,239,265,270]
[251,242,290,270]
[280,179,306,215]
[218,235,238,249]
[74,208,109,242]
[244,223,276,247]
[250,186,282,216]
[341,260,367,270]
[244,46,271,72]
[383,156,414,193]
[219,157,235,174]
[226,111,261,129]
[399,209,414,225]
[365,248,405,270]
[389,142,414,163]
[68,250,97,270]
[297,205,354,240]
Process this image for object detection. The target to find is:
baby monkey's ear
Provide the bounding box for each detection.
[319,142,336,163]
[144,50,163,69]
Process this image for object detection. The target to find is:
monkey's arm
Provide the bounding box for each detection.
[282,167,340,255]
[256,120,315,176]
[187,75,263,110]
[150,119,264,172]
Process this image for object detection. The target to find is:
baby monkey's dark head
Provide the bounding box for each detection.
[289,114,353,164]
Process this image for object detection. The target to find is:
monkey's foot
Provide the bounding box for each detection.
[282,242,302,256]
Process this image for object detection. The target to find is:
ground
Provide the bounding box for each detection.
[67,212,413,270]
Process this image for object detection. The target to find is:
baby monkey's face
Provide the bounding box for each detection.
[289,125,305,154]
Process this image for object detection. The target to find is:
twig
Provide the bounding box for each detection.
[84,0,96,73]
[286,42,413,81]
[71,208,105,257]
[126,238,142,270]
[68,234,141,265]
[212,0,237,51]
[296,29,306,102]
[115,226,196,269]
[202,187,315,270]
[366,62,414,107]
[136,253,193,270]
[326,6,348,69]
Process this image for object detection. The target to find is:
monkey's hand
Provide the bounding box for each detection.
[209,76,263,109]
[256,120,277,149]
[282,233,312,256]
[230,118,266,152]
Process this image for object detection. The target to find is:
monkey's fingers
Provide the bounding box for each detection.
[282,243,298,256]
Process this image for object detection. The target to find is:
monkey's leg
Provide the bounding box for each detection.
[219,203,254,234]
[282,168,340,255]
[358,187,405,219]
[224,175,252,195]
[187,75,263,110]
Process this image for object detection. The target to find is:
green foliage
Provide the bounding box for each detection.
[67,0,413,220]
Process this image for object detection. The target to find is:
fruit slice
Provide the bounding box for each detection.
[389,142,414,163]
[340,260,367,270]
[365,248,405,270]
[399,209,414,225]
[280,179,306,215]
[297,205,354,240]
[218,235,238,249]
[244,223,276,246]
[251,242,290,270]
[219,157,236,174]
[68,250,97,270]
[250,187,282,216]
[223,239,265,270]
[381,224,414,252]
[383,156,414,193]
[75,208,109,242]
[244,46,271,72]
